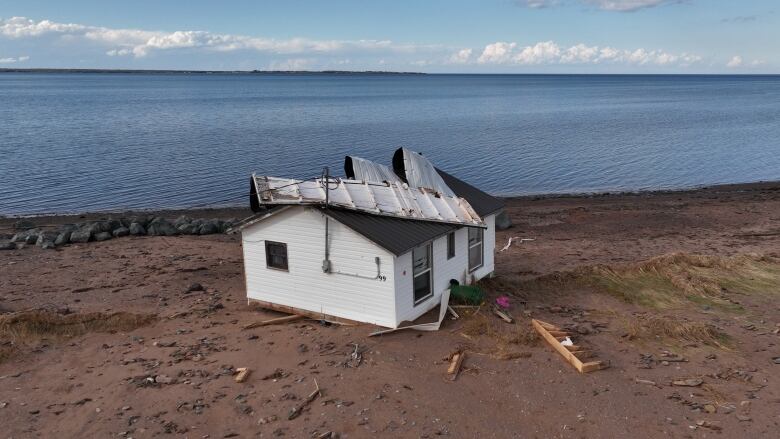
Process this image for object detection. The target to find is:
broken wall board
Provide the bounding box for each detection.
[369,290,451,336]
[243,314,305,330]
[531,319,604,373]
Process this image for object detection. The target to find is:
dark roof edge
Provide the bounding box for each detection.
[321,207,460,256]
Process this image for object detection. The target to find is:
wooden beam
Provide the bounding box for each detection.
[247,298,362,326]
[234,367,251,383]
[243,314,304,330]
[532,319,603,374]
[448,351,466,381]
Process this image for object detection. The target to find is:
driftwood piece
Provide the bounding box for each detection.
[447,351,466,381]
[532,319,604,373]
[243,314,304,330]
[492,307,513,323]
[289,379,321,420]
[234,367,251,383]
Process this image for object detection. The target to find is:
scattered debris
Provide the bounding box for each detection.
[234,367,251,383]
[492,307,513,324]
[635,378,658,386]
[531,319,605,373]
[243,314,304,330]
[447,350,466,381]
[499,237,535,252]
[288,379,321,420]
[672,378,703,387]
[370,290,451,336]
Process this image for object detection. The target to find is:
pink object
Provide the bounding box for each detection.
[495,296,511,309]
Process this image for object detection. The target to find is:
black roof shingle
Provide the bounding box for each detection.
[436,169,505,217]
[323,208,459,256]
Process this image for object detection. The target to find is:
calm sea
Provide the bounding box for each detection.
[1,73,779,216]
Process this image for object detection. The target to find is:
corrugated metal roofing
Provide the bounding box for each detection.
[323,208,459,256]
[436,169,505,217]
[392,148,457,197]
[344,156,404,184]
[252,174,483,227]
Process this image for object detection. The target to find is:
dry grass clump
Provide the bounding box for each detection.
[0,310,156,343]
[512,253,780,311]
[460,310,539,360]
[622,315,729,348]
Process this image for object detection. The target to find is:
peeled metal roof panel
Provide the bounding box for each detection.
[394,148,456,197]
[253,174,483,227]
[344,156,404,184]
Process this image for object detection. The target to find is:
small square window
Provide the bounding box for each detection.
[265,241,288,270]
[446,232,455,260]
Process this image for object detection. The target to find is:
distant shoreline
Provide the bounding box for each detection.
[0,68,427,75]
[1,68,778,76]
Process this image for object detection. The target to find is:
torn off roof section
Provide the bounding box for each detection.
[252,174,484,227]
[392,147,456,197]
[344,156,404,184]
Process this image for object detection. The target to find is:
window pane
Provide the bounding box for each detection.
[265,241,288,270]
[469,243,482,271]
[413,271,431,302]
[412,244,430,275]
[468,227,483,247]
[447,232,455,259]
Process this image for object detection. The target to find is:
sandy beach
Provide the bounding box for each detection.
[2,181,780,438]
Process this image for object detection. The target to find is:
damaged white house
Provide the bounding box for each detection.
[235,148,504,328]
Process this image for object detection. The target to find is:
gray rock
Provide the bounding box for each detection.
[198,220,220,235]
[187,282,204,292]
[174,215,192,228]
[69,228,92,243]
[112,227,130,238]
[129,215,151,228]
[40,241,57,250]
[221,219,238,233]
[495,210,512,230]
[94,231,112,242]
[107,218,123,231]
[128,222,146,236]
[13,219,36,230]
[0,241,16,250]
[11,228,38,243]
[58,224,78,234]
[773,357,780,364]
[86,221,112,235]
[177,223,198,235]
[147,218,178,236]
[24,233,39,244]
[54,231,71,246]
[36,231,59,247]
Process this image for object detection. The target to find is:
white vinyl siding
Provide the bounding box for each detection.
[242,207,397,327]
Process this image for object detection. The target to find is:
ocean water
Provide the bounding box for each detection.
[1,73,779,216]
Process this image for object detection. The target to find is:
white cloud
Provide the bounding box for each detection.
[516,0,680,12]
[477,42,517,64]
[0,55,29,63]
[584,0,675,12]
[449,48,472,64]
[477,40,701,67]
[515,0,561,8]
[726,55,743,68]
[0,16,434,59]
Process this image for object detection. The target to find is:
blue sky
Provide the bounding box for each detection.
[0,0,776,72]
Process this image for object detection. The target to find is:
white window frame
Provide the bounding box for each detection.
[468,227,484,272]
[412,242,433,305]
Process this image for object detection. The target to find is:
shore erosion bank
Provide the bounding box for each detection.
[2,180,780,438]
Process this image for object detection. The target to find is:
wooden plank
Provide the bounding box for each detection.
[243,314,305,330]
[247,298,362,326]
[532,319,602,374]
[448,351,466,381]
[234,367,251,383]
[538,320,560,331]
[492,307,513,323]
